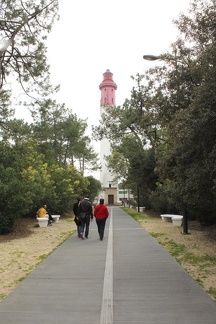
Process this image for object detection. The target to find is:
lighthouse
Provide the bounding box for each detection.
[99,69,118,205]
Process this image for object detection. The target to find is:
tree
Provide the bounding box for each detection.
[32,99,100,173]
[0,133,93,233]
[48,164,89,213]
[0,139,55,233]
[84,176,102,202]
[0,89,14,132]
[0,0,59,96]
[151,0,216,223]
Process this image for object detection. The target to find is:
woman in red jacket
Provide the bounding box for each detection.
[94,198,109,241]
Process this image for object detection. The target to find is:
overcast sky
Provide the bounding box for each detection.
[15,0,192,169]
[46,0,191,131]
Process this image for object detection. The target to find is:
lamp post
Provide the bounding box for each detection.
[128,189,130,208]
[137,183,140,212]
[143,53,189,234]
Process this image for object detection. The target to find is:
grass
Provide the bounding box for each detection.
[122,207,154,221]
[207,288,216,300]
[150,232,166,239]
[0,294,6,300]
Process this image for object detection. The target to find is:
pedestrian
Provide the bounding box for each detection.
[73,197,81,237]
[78,195,93,240]
[94,198,109,241]
[45,205,55,223]
[37,204,53,225]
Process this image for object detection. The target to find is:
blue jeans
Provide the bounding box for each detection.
[78,214,91,238]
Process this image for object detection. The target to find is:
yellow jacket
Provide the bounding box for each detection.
[37,207,47,218]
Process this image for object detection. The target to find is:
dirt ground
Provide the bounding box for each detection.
[0,210,216,302]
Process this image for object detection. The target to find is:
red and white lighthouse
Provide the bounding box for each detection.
[99,69,118,204]
[99,69,117,107]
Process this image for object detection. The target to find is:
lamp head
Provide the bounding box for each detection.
[143,54,160,61]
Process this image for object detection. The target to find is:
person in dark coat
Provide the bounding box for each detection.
[78,195,93,239]
[73,197,81,237]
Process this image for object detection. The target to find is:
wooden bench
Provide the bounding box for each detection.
[160,214,183,226]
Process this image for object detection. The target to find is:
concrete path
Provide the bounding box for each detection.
[0,207,216,323]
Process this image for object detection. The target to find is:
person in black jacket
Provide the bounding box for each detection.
[44,204,54,225]
[78,195,93,239]
[73,197,81,237]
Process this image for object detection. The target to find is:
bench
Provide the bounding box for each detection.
[160,214,183,226]
[37,217,48,227]
[46,214,60,223]
[37,214,60,227]
[52,215,60,223]
[160,214,173,222]
[172,216,183,226]
[136,207,145,212]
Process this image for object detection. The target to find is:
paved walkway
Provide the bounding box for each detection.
[0,207,216,323]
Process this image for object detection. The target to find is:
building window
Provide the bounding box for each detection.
[119,190,127,194]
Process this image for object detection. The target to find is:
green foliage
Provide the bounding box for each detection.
[31,100,100,173]
[0,0,59,94]
[48,164,89,213]
[153,0,216,223]
[0,165,29,233]
[0,2,101,234]
[0,99,101,234]
[94,0,216,225]
[84,176,102,202]
[0,135,98,233]
[148,182,179,214]
[0,140,51,233]
[94,96,159,207]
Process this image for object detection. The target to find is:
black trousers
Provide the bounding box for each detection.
[48,214,54,224]
[96,218,107,240]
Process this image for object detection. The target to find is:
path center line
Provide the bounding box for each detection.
[100,207,113,324]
